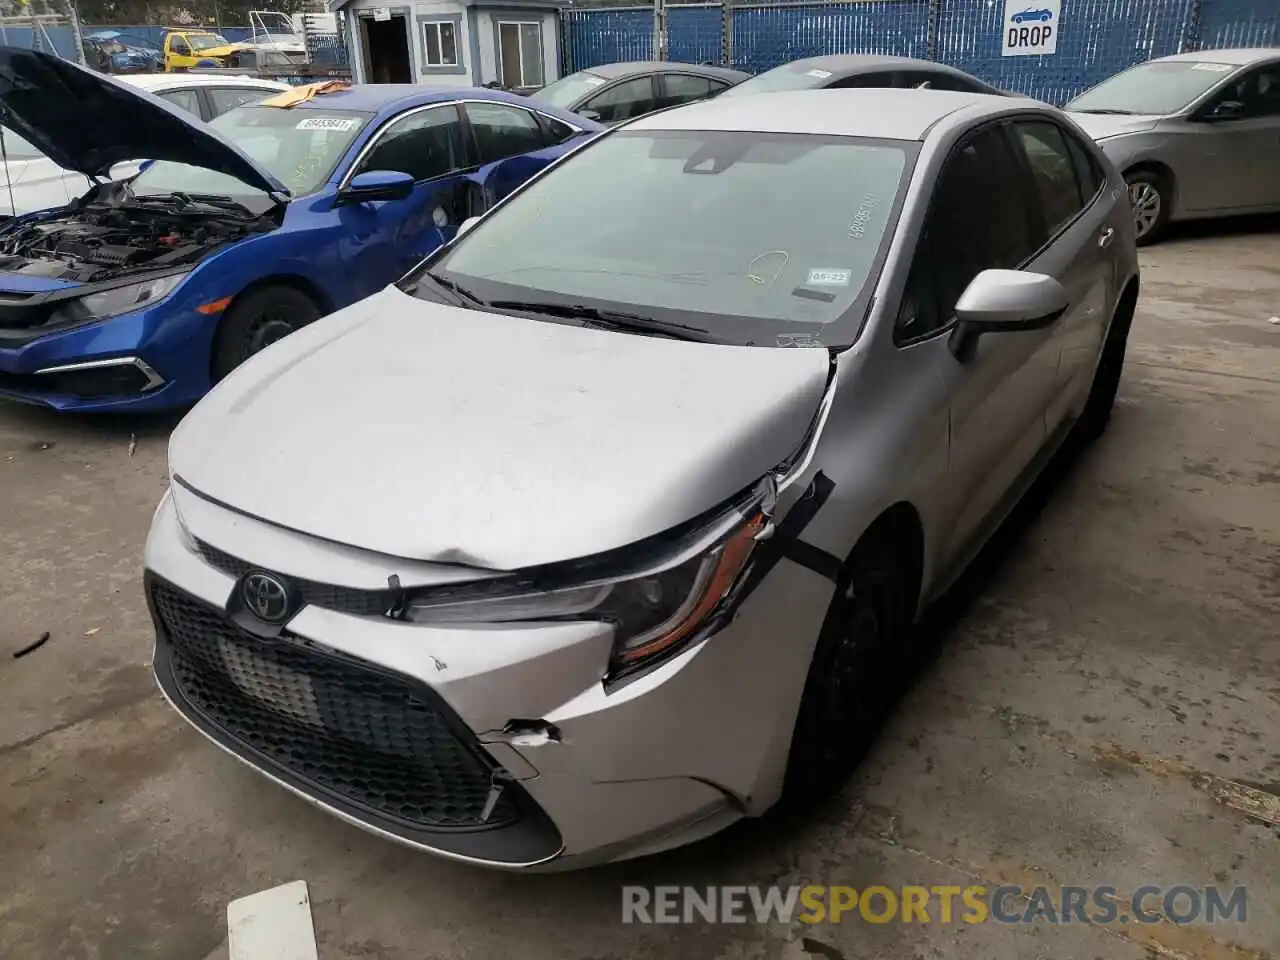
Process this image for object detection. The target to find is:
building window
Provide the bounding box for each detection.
[422,20,458,67]
[497,21,543,89]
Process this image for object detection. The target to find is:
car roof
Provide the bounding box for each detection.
[766,53,968,74]
[1151,47,1280,66]
[627,87,1024,140]
[119,73,289,91]
[585,60,749,82]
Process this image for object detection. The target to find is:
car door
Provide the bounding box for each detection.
[895,122,1059,565]
[1166,64,1280,213]
[337,103,471,299]
[577,76,658,125]
[1010,117,1116,431]
[462,101,569,207]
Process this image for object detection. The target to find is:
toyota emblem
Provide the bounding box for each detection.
[241,571,292,623]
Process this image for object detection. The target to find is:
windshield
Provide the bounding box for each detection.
[532,70,610,109]
[130,106,370,202]
[1066,60,1239,115]
[0,128,43,161]
[427,129,913,346]
[188,34,228,51]
[718,64,832,97]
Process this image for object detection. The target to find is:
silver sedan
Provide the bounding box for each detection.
[1066,48,1280,244]
[144,88,1139,871]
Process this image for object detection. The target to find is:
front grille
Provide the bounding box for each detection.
[196,539,392,617]
[150,579,519,831]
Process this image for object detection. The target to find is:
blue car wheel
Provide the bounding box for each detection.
[212,285,321,381]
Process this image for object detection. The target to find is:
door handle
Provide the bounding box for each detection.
[1098,226,1115,249]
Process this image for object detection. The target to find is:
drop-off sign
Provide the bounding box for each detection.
[1002,0,1061,56]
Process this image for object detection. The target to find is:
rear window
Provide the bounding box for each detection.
[719,64,833,97]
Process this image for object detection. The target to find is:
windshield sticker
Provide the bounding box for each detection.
[777,332,825,348]
[806,268,852,287]
[583,75,607,87]
[805,68,833,79]
[1190,62,1233,72]
[295,117,360,131]
[848,195,879,240]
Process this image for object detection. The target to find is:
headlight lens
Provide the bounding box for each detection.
[49,273,187,326]
[404,502,768,670]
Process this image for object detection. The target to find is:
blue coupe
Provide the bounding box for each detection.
[0,48,602,412]
[1011,7,1054,22]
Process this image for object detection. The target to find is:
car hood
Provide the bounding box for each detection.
[170,286,831,571]
[1065,112,1161,140]
[0,46,288,193]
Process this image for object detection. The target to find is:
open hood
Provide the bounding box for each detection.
[170,288,830,571]
[0,46,288,194]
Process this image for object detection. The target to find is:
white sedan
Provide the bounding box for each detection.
[0,72,289,216]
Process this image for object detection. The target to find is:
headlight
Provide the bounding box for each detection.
[404,492,771,672]
[49,273,187,326]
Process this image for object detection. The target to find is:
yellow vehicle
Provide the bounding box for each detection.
[162,30,238,72]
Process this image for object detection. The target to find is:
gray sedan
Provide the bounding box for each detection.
[530,61,748,125]
[1066,48,1280,244]
[719,53,1006,97]
[144,88,1139,870]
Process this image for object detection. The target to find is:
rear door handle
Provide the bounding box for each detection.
[1098,226,1116,249]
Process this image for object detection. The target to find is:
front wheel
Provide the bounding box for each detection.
[1125,170,1171,246]
[782,533,911,802]
[212,285,321,382]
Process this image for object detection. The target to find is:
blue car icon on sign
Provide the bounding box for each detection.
[1011,6,1053,22]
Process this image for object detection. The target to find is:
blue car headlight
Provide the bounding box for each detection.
[48,272,188,326]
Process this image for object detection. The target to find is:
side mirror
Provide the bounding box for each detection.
[339,169,414,204]
[456,216,480,238]
[948,269,1068,362]
[578,108,603,123]
[1204,99,1244,121]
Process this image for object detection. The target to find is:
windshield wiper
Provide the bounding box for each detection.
[413,270,488,307]
[1072,108,1137,115]
[486,299,711,341]
[126,191,256,217]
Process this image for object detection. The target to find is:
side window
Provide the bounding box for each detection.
[158,88,201,117]
[1063,127,1104,201]
[658,74,716,109]
[207,87,274,116]
[828,72,894,89]
[1229,65,1280,118]
[540,114,577,146]
[581,76,656,124]
[465,102,546,163]
[897,125,1038,342]
[1014,120,1086,237]
[358,105,465,182]
[170,38,191,56]
[911,71,985,93]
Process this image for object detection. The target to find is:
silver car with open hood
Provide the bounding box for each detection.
[144,88,1140,871]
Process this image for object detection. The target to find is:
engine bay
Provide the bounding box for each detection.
[0,199,273,284]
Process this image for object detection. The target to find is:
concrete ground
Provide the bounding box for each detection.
[1,218,1278,960]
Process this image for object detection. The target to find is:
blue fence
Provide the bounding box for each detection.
[562,0,1280,105]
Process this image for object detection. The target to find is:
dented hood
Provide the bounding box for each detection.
[170,287,830,571]
[0,46,287,193]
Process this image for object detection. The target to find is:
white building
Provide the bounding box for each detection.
[330,0,565,91]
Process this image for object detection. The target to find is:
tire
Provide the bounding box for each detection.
[782,531,912,803]
[1125,169,1171,246]
[1077,287,1137,443]
[212,285,321,382]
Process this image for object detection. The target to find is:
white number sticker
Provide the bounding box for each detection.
[296,117,360,131]
[806,268,852,287]
[805,69,833,79]
[1190,62,1233,72]
[583,75,607,87]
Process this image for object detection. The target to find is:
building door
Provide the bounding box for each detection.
[497,21,543,91]
[362,15,411,84]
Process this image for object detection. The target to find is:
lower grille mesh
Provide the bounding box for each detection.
[151,580,518,831]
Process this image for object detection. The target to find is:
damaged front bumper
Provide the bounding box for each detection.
[143,481,836,870]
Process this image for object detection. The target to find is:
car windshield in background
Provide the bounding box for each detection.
[1066,60,1239,115]
[431,129,912,346]
[532,70,611,108]
[130,106,371,203]
[187,34,228,51]
[718,65,832,97]
[0,128,43,161]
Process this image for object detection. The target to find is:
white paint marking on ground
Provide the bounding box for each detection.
[227,880,319,960]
